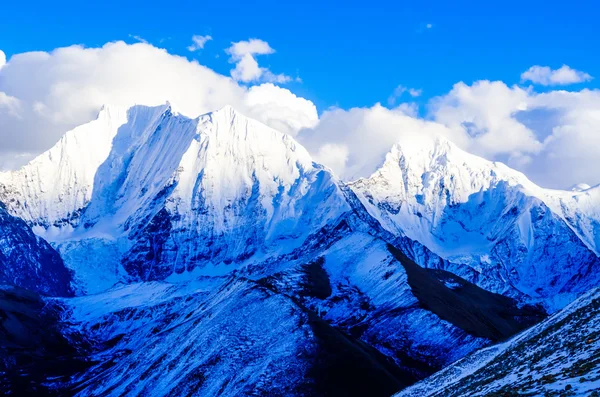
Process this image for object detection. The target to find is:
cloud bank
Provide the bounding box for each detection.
[299,79,600,189]
[0,41,598,190]
[0,41,316,170]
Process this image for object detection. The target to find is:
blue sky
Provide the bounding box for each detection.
[1,0,598,112]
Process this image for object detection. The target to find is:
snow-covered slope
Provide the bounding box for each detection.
[395,286,600,397]
[118,105,349,281]
[0,104,350,292]
[3,104,597,307]
[0,105,129,232]
[0,203,73,296]
[50,221,543,397]
[61,275,410,397]
[350,135,600,310]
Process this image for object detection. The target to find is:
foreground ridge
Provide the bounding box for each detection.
[395,286,600,397]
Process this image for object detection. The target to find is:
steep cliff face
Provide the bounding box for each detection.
[117,105,349,280]
[0,203,73,296]
[0,105,129,232]
[350,136,600,310]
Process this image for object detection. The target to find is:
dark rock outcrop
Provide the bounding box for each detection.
[0,203,73,297]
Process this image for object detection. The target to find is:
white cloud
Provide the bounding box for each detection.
[0,50,6,69]
[297,104,451,180]
[388,85,422,106]
[129,34,148,44]
[244,83,317,134]
[521,65,592,86]
[426,23,433,29]
[314,143,349,176]
[187,35,213,51]
[226,39,292,83]
[0,92,21,118]
[0,41,317,170]
[1,41,599,190]
[429,80,541,158]
[428,81,600,188]
[298,81,600,189]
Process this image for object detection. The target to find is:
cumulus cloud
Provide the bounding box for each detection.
[244,83,317,133]
[226,39,292,83]
[314,143,350,176]
[298,104,452,180]
[1,41,599,190]
[521,65,592,86]
[0,92,21,118]
[187,35,212,51]
[297,80,600,189]
[429,80,541,158]
[388,85,422,106]
[0,41,316,170]
[427,81,600,188]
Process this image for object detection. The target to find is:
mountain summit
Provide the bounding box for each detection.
[0,104,350,292]
[350,134,600,310]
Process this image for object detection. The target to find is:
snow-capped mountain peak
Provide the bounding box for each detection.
[0,104,130,230]
[364,134,533,206]
[350,134,600,310]
[1,102,599,397]
[0,103,350,290]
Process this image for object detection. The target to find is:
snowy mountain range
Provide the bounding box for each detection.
[0,104,598,396]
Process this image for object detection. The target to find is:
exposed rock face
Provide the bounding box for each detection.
[387,244,545,342]
[0,286,86,396]
[0,203,73,297]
